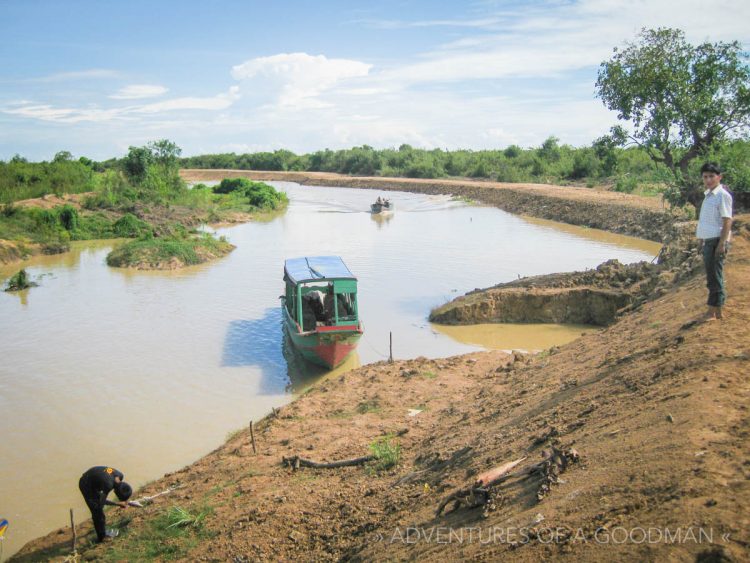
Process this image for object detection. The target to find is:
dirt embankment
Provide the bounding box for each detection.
[181,170,680,242]
[430,221,704,326]
[14,220,750,562]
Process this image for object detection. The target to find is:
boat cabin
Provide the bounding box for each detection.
[283,256,359,333]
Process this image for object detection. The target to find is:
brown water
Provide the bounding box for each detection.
[0,183,660,556]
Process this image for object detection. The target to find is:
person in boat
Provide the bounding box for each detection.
[376,196,383,205]
[302,290,327,329]
[78,466,132,543]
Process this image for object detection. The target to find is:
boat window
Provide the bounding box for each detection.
[336,292,357,322]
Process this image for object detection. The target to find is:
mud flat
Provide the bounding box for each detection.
[14,217,749,562]
[181,169,680,241]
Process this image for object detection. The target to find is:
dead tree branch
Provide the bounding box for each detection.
[282,455,374,470]
[436,447,579,516]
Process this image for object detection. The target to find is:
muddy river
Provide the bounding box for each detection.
[0,182,660,556]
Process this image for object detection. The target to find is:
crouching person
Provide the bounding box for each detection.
[78,466,132,542]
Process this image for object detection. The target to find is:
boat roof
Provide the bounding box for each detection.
[284,256,357,284]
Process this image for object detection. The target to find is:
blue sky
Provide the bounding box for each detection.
[1,0,748,161]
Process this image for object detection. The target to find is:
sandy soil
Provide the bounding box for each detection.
[14,217,749,561]
[13,192,93,210]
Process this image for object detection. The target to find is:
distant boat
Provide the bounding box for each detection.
[371,198,393,214]
[281,256,363,369]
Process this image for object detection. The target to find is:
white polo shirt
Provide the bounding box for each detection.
[696,185,733,240]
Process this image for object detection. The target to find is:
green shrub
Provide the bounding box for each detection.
[5,269,35,291]
[2,202,19,217]
[212,178,288,210]
[614,175,639,193]
[212,178,252,195]
[113,213,151,238]
[58,204,79,231]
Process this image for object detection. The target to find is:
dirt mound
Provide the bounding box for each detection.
[14,220,749,562]
[429,220,714,327]
[14,192,92,210]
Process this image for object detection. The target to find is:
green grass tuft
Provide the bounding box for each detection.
[369,435,401,472]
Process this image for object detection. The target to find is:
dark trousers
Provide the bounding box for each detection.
[702,238,727,307]
[79,476,106,542]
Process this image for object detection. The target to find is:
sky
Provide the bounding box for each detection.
[1,0,749,161]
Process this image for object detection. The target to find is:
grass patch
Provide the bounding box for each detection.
[356,399,381,414]
[4,268,36,291]
[0,204,146,247]
[421,370,437,379]
[369,434,401,472]
[102,505,213,561]
[106,232,234,269]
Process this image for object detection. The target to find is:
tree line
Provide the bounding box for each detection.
[177,140,750,196]
[2,27,748,212]
[4,137,748,208]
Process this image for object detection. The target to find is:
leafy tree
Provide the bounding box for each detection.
[148,139,181,167]
[121,146,154,184]
[53,151,73,163]
[596,28,750,210]
[539,136,562,162]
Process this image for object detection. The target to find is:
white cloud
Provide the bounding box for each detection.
[376,0,750,85]
[110,84,169,99]
[132,86,240,113]
[3,103,123,124]
[231,52,372,108]
[27,69,119,83]
[2,87,240,123]
[4,0,750,160]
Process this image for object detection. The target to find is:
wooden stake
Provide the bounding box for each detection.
[69,508,77,554]
[389,331,393,363]
[250,421,257,454]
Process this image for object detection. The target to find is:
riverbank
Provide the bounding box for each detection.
[429,221,700,326]
[0,188,276,269]
[14,216,749,561]
[180,170,681,241]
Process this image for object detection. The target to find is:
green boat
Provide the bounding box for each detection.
[281,256,363,369]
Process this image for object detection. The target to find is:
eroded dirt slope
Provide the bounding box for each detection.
[14,222,749,562]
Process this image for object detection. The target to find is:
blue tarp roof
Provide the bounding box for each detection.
[284,256,357,284]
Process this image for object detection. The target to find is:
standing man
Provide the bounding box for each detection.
[696,162,733,321]
[78,466,132,543]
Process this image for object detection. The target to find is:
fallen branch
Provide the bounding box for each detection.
[282,455,374,470]
[436,447,579,516]
[475,457,527,487]
[128,484,184,507]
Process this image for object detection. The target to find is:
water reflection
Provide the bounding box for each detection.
[222,308,288,395]
[281,330,361,393]
[370,211,394,229]
[432,322,599,352]
[222,307,360,394]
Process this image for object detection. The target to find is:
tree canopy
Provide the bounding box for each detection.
[596,28,750,209]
